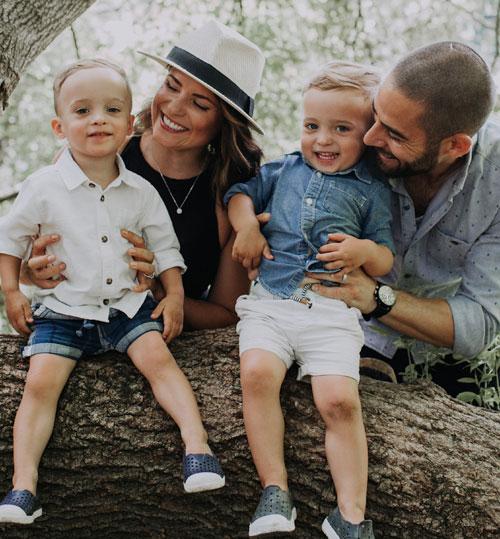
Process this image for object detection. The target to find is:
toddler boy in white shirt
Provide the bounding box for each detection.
[0,59,224,525]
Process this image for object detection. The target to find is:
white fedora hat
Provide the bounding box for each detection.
[138,20,265,134]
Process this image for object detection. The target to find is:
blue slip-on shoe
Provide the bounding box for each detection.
[0,489,43,524]
[183,453,225,493]
[322,506,375,539]
[249,485,297,536]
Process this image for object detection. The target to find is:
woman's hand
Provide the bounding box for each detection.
[21,234,66,288]
[120,229,156,293]
[306,268,377,313]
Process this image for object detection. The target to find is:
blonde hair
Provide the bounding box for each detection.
[53,58,132,114]
[305,61,381,99]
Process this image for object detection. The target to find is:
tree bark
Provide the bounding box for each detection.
[0,330,498,539]
[0,0,97,110]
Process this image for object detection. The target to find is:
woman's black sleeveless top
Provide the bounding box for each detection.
[121,137,220,299]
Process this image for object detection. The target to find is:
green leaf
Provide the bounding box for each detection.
[456,391,479,403]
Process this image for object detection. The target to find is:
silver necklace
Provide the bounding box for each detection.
[151,155,204,215]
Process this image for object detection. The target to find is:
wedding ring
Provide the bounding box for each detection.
[143,272,157,280]
[341,274,348,283]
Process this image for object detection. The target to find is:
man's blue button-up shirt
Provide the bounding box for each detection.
[364,121,500,360]
[225,151,394,298]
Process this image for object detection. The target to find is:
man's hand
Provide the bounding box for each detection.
[4,290,33,336]
[306,268,377,313]
[121,229,156,293]
[315,233,368,277]
[151,295,183,343]
[22,234,66,288]
[232,225,273,270]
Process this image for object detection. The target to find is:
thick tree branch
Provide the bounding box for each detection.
[0,330,498,538]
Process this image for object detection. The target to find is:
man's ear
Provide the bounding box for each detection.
[51,117,65,139]
[441,133,473,160]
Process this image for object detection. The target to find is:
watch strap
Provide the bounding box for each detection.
[362,282,394,321]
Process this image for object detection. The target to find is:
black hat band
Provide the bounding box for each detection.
[166,46,254,117]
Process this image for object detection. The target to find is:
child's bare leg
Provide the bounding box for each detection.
[127,332,209,454]
[311,375,367,524]
[13,354,76,494]
[240,349,288,490]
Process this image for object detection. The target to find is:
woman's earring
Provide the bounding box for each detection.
[207,143,215,155]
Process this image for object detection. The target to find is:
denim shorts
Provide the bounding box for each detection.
[22,295,163,361]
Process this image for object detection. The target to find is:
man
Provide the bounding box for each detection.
[311,42,500,396]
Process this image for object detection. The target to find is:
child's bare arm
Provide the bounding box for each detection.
[0,253,33,335]
[228,193,273,270]
[150,267,184,343]
[316,233,394,277]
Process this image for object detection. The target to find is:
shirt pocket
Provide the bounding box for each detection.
[320,182,368,214]
[428,227,472,268]
[313,182,366,239]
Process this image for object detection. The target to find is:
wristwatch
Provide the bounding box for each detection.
[362,282,396,321]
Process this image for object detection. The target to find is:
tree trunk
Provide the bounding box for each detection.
[0,330,498,539]
[0,0,97,110]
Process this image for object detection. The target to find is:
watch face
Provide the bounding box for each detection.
[378,285,396,306]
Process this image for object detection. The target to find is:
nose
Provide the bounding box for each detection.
[168,93,188,117]
[363,121,384,148]
[90,112,106,125]
[317,129,333,146]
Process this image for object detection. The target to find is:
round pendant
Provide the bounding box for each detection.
[176,208,183,215]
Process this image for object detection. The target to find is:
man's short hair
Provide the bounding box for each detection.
[390,42,495,141]
[304,61,381,100]
[53,58,132,114]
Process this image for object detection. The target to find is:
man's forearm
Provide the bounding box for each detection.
[380,290,454,348]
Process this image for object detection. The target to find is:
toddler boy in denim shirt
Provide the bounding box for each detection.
[224,62,394,539]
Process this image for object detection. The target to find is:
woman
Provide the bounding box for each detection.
[23,20,265,330]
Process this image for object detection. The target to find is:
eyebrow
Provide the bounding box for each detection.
[70,97,127,105]
[372,102,408,141]
[303,116,355,126]
[168,74,217,105]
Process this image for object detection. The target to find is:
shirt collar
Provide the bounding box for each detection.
[55,147,141,191]
[299,151,375,184]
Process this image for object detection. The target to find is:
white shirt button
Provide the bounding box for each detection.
[306,198,313,205]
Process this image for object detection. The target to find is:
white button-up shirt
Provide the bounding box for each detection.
[0,148,186,321]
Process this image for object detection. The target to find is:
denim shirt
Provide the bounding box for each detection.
[224,151,394,298]
[364,120,500,360]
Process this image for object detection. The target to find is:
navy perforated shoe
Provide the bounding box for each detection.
[0,489,42,524]
[322,507,375,539]
[249,485,297,536]
[183,453,225,493]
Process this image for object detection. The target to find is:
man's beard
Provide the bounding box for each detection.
[374,142,440,178]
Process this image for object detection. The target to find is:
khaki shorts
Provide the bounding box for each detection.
[235,281,363,381]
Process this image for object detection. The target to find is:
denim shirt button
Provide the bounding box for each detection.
[306,197,313,205]
[316,171,321,177]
